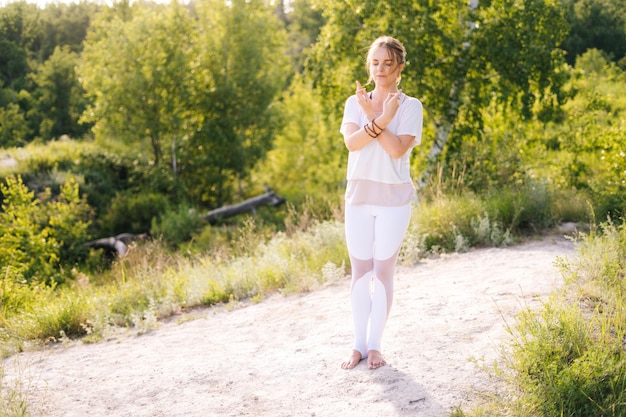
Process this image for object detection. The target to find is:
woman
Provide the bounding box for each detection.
[340,36,423,370]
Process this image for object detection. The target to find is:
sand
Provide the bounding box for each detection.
[3,233,576,417]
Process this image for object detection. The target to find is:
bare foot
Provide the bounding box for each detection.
[341,350,363,369]
[367,350,386,369]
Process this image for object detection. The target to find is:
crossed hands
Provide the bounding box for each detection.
[355,80,402,123]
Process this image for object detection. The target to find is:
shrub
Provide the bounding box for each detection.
[472,222,626,417]
[99,192,170,235]
[151,204,205,247]
[78,148,176,224]
[484,181,557,234]
[0,176,92,286]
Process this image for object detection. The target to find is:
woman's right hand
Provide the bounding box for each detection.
[355,81,376,120]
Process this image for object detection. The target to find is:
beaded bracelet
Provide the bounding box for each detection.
[364,123,378,138]
[364,118,383,138]
[371,118,383,134]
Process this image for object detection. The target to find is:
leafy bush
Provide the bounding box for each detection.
[411,180,566,254]
[77,150,133,216]
[0,175,92,287]
[504,302,622,417]
[78,147,176,227]
[529,50,626,221]
[151,204,205,247]
[485,181,558,233]
[465,222,626,417]
[99,192,170,236]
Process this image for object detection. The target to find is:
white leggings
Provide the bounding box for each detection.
[344,203,412,357]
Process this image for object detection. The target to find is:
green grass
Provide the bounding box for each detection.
[0,216,349,355]
[0,358,29,417]
[0,139,99,179]
[455,221,626,417]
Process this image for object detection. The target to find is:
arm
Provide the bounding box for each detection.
[343,122,377,152]
[373,114,416,159]
[343,82,379,152]
[353,92,416,159]
[343,119,414,158]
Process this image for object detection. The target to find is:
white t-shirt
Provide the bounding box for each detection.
[340,93,423,206]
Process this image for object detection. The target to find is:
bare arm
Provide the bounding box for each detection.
[343,122,377,152]
[343,89,415,158]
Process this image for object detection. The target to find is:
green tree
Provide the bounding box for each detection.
[39,2,99,60]
[79,1,193,165]
[255,76,344,203]
[0,1,42,60]
[0,102,30,147]
[0,1,98,144]
[177,0,290,207]
[560,0,626,66]
[284,0,326,73]
[0,15,32,144]
[0,38,28,93]
[29,45,89,139]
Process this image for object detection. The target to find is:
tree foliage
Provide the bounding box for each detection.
[29,45,89,139]
[0,1,99,143]
[560,0,626,66]
[79,1,193,165]
[0,175,92,286]
[0,102,30,147]
[255,76,344,203]
[78,0,289,207]
[556,50,626,219]
[176,0,289,207]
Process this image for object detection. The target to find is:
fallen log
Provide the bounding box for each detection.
[85,189,285,256]
[85,232,149,257]
[204,187,286,224]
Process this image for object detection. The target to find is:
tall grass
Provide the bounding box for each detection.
[0,216,349,355]
[0,363,28,417]
[456,221,626,416]
[0,139,99,179]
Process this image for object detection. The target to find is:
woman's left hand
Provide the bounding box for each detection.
[381,91,402,122]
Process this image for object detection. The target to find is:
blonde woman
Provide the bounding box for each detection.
[340,36,423,370]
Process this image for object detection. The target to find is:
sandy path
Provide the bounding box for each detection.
[4,234,575,417]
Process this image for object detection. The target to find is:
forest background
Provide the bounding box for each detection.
[1,0,626,415]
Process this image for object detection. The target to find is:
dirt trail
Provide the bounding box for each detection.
[3,234,575,417]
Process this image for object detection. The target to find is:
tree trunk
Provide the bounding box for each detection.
[419,0,478,186]
[203,187,286,224]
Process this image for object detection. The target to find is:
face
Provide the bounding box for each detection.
[368,46,404,87]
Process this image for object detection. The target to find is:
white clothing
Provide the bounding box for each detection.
[340,93,423,183]
[344,203,412,261]
[340,91,422,360]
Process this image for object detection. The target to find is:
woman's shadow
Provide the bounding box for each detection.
[364,363,448,416]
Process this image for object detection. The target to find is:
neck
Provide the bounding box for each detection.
[372,85,399,100]
[370,86,399,112]
[374,85,398,94]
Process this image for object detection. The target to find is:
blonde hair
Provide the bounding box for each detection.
[365,36,407,85]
